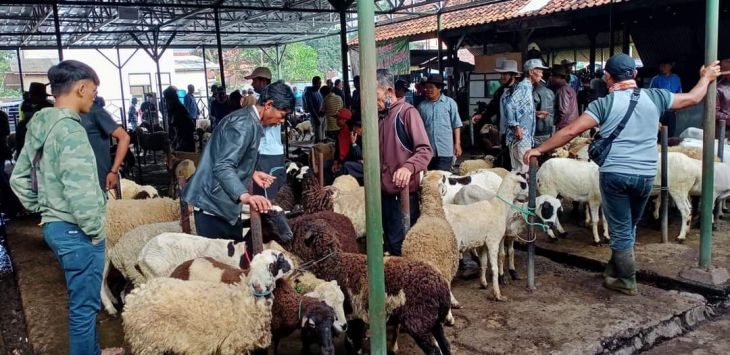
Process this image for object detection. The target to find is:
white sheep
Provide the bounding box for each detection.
[136,232,249,282]
[330,186,366,239]
[122,250,292,355]
[453,186,564,281]
[443,172,529,301]
[101,219,197,315]
[458,155,496,175]
[107,178,160,200]
[537,158,608,245]
[440,169,502,204]
[331,174,360,192]
[168,257,347,334]
[196,118,211,132]
[651,152,703,241]
[295,120,312,140]
[105,197,183,248]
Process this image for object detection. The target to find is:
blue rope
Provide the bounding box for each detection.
[495,195,549,233]
[253,289,273,298]
[269,166,284,175]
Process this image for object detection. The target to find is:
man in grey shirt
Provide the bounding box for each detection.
[524,54,721,296]
[80,96,130,192]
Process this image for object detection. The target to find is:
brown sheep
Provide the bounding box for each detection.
[287,219,452,355]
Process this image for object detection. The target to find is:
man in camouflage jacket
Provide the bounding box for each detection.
[10,61,120,355]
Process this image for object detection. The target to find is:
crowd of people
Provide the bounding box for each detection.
[0,53,727,354]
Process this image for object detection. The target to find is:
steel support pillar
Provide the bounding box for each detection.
[116,47,128,129]
[699,0,719,269]
[52,3,63,60]
[609,0,615,57]
[16,47,24,92]
[340,9,351,106]
[214,8,226,88]
[437,12,443,76]
[527,157,538,289]
[276,44,282,81]
[203,45,209,100]
[589,33,597,73]
[356,0,386,352]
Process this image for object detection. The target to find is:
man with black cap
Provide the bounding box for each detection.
[16,82,54,159]
[551,64,580,131]
[417,74,462,171]
[525,54,721,296]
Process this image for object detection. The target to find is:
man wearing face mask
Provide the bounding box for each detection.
[377,69,433,256]
[246,67,286,199]
[182,81,295,257]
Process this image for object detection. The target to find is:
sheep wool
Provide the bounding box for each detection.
[287,219,452,355]
[101,219,197,316]
[123,251,290,355]
[136,232,249,282]
[458,155,495,175]
[290,212,360,253]
[332,174,360,192]
[402,171,460,311]
[106,178,160,200]
[105,197,181,248]
[443,172,528,301]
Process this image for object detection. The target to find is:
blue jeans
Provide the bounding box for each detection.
[42,221,105,355]
[599,172,654,251]
[428,156,453,171]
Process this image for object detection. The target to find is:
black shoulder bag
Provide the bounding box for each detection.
[588,88,641,166]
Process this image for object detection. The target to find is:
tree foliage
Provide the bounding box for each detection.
[305,36,342,76]
[0,50,22,98]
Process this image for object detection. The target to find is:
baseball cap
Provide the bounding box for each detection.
[523,59,548,71]
[605,53,636,81]
[245,67,272,80]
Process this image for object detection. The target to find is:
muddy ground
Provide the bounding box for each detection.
[3,215,723,355]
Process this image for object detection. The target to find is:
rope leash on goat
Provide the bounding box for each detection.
[294,251,336,273]
[495,195,549,242]
[263,166,285,200]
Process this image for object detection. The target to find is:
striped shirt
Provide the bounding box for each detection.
[322,93,343,132]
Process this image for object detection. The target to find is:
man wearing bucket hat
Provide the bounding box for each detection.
[524,59,555,147]
[417,74,462,171]
[497,59,535,173]
[16,82,54,159]
[525,54,721,296]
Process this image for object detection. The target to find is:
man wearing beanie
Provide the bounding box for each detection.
[524,54,721,296]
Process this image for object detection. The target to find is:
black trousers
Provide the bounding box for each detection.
[381,192,420,256]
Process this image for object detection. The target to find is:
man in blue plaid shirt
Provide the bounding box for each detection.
[497,59,535,172]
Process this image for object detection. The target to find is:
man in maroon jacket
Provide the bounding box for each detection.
[377,69,433,256]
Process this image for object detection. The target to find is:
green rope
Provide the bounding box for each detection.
[495,195,549,233]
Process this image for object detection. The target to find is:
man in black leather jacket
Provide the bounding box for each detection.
[182,81,295,244]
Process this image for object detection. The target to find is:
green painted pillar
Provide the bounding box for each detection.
[699,0,719,269]
[356,0,387,352]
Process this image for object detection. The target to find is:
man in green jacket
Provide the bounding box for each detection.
[10,60,120,355]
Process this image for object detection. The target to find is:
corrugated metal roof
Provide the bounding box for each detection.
[350,0,628,45]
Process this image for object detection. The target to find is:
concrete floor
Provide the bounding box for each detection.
[5,217,721,355]
[644,311,730,355]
